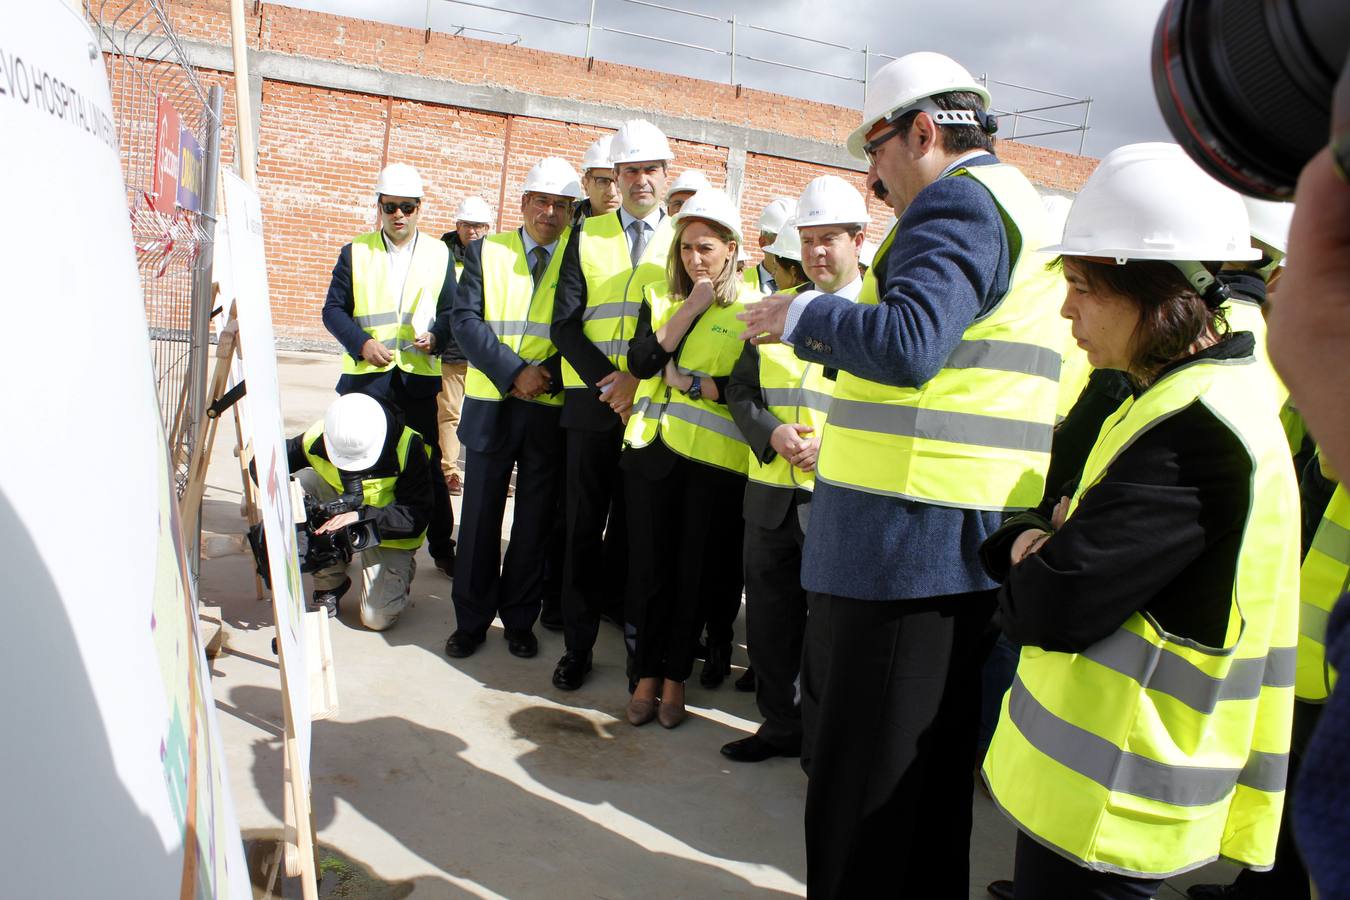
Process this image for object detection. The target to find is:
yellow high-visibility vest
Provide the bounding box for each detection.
[301,421,430,550]
[463,229,569,408]
[343,231,449,379]
[984,351,1300,878]
[563,212,676,388]
[624,281,758,474]
[1296,482,1349,703]
[815,164,1065,511]
[749,282,836,491]
[1223,296,1289,411]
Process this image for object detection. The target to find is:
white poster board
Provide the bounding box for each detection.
[0,6,249,898]
[219,171,313,779]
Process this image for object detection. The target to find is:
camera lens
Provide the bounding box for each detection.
[1152,0,1349,199]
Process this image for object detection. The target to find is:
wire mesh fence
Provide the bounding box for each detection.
[86,0,221,498]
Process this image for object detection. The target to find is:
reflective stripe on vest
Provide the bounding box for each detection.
[563,212,676,388]
[1296,483,1349,702]
[815,165,1065,511]
[301,421,430,550]
[983,352,1301,878]
[623,281,756,473]
[343,232,450,379]
[463,229,569,408]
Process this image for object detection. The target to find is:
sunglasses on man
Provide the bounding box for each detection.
[381,200,420,215]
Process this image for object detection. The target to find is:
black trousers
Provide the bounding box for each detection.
[450,402,562,636]
[391,384,456,561]
[799,589,830,775]
[1013,831,1160,899]
[743,509,807,751]
[626,453,745,682]
[804,589,996,899]
[560,425,629,653]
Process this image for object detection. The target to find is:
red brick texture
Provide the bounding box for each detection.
[105,0,1098,344]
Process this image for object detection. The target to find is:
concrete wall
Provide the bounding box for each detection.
[105,0,1097,346]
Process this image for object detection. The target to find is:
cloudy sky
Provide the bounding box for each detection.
[270,0,1174,158]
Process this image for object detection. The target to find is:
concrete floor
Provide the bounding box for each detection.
[201,350,1240,899]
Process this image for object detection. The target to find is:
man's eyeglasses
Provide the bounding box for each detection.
[526,195,573,212]
[862,124,904,165]
[381,201,420,215]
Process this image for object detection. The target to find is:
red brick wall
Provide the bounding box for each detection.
[105,0,1097,344]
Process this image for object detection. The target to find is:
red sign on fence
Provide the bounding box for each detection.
[151,95,181,215]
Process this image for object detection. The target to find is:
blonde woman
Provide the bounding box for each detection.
[621,189,758,728]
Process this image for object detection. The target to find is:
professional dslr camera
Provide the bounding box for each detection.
[1152,0,1348,199]
[247,478,382,587]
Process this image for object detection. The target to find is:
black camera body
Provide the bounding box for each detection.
[297,492,382,574]
[247,483,383,588]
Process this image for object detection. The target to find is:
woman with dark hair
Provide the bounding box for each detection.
[980,144,1301,899]
[622,188,757,728]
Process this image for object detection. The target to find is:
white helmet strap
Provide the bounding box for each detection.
[887,97,996,133]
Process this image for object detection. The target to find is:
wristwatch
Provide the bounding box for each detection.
[686,375,703,401]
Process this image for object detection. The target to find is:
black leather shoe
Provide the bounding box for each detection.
[444,630,484,659]
[552,650,592,690]
[539,605,564,632]
[734,666,756,692]
[505,628,538,658]
[986,880,1014,900]
[700,642,731,688]
[720,735,799,763]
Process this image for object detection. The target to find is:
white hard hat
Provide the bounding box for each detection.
[794,176,871,228]
[522,157,582,199]
[455,196,493,224]
[1241,196,1293,260]
[323,393,388,471]
[757,197,796,236]
[1047,143,1259,295]
[859,239,879,269]
[764,216,802,262]
[609,119,674,165]
[375,163,424,198]
[581,135,614,173]
[666,169,712,201]
[672,188,743,244]
[1039,194,1073,243]
[847,52,992,160]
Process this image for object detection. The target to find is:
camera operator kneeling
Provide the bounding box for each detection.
[293,393,433,631]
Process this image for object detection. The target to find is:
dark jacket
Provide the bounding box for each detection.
[436,232,470,364]
[726,340,813,530]
[980,334,1258,652]
[321,233,458,400]
[451,232,563,454]
[287,410,433,542]
[787,154,1013,601]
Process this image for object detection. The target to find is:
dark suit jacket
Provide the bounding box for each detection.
[727,341,812,530]
[452,232,563,454]
[322,232,458,400]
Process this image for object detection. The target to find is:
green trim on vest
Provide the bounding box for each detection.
[464,229,570,407]
[343,231,450,379]
[301,421,430,550]
[623,281,758,474]
[1297,482,1349,702]
[564,212,677,388]
[984,352,1301,877]
[815,164,1066,511]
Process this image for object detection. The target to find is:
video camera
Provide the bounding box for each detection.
[248,478,382,588]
